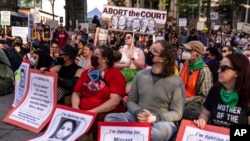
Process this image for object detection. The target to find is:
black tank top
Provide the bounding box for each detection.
[58,63,80,79]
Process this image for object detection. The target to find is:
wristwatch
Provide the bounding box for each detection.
[131,58,135,61]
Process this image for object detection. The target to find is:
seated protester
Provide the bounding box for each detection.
[194,54,250,128]
[105,40,186,141]
[180,41,213,120]
[76,44,94,70]
[72,45,126,140]
[50,44,83,105]
[114,33,145,94]
[204,47,222,84]
[0,48,14,96]
[30,49,54,70]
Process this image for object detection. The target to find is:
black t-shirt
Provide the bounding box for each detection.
[204,85,250,128]
[58,63,80,79]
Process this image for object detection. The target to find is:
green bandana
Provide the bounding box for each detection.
[188,58,205,70]
[220,87,239,108]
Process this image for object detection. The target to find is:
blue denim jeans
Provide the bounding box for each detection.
[104,111,177,141]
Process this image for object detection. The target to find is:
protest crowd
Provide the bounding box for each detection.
[1,6,250,141]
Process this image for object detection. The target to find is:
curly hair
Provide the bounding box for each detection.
[154,40,177,77]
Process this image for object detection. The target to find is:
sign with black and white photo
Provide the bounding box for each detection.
[4,69,58,133]
[102,5,167,34]
[12,58,30,108]
[29,105,96,141]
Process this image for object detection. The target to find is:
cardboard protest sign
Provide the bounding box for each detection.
[176,119,229,141]
[12,59,30,108]
[98,122,151,141]
[12,26,29,44]
[29,105,97,141]
[102,5,167,34]
[242,23,250,34]
[94,27,109,46]
[4,69,58,133]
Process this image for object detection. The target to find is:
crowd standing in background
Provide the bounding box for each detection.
[0,17,250,141]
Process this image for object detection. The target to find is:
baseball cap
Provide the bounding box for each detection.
[183,41,205,54]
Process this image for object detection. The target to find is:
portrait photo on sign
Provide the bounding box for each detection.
[48,117,80,141]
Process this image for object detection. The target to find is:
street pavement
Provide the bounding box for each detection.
[0,93,43,141]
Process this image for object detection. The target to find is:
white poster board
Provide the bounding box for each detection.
[197,22,205,31]
[12,26,29,44]
[242,23,250,34]
[30,9,41,23]
[12,59,30,108]
[0,11,11,25]
[98,122,151,141]
[29,105,97,141]
[179,18,187,27]
[4,69,58,133]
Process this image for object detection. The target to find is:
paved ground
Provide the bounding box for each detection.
[0,93,43,141]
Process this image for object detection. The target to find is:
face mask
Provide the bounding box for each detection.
[91,55,99,67]
[146,52,155,66]
[30,57,36,66]
[56,57,65,65]
[182,51,191,60]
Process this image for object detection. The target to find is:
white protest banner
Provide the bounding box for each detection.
[12,26,29,44]
[179,18,187,27]
[197,22,205,31]
[30,9,41,23]
[4,69,58,133]
[29,105,97,141]
[0,11,11,25]
[176,119,229,141]
[242,23,250,34]
[102,5,167,34]
[12,58,30,108]
[98,122,151,141]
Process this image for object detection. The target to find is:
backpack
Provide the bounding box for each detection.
[3,48,22,72]
[0,49,14,96]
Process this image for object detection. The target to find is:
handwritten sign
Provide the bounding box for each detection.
[4,69,57,133]
[98,122,151,141]
[176,119,229,141]
[29,105,96,141]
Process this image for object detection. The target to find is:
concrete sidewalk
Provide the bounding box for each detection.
[0,93,43,141]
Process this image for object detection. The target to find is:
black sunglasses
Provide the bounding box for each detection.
[219,65,235,72]
[59,53,68,56]
[222,50,228,53]
[125,36,131,40]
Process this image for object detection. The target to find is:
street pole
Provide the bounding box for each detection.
[206,0,211,30]
[245,0,249,23]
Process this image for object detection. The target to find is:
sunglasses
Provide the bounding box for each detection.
[222,50,228,53]
[59,53,68,56]
[219,65,235,72]
[125,36,131,40]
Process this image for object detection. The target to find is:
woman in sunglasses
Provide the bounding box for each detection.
[114,32,145,94]
[194,54,250,128]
